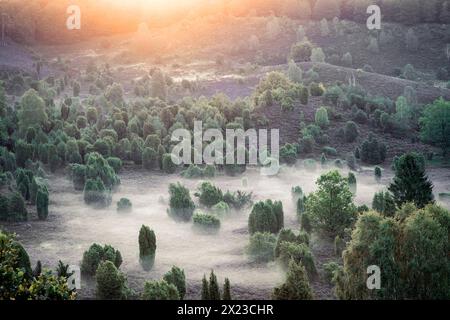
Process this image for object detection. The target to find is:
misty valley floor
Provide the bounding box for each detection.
[2,165,449,299]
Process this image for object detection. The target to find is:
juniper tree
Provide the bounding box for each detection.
[272,260,313,300]
[388,153,434,208]
[223,278,231,300]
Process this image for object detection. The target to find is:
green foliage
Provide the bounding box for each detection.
[81,243,122,276]
[106,157,122,174]
[344,121,358,142]
[36,188,49,220]
[168,183,195,222]
[195,182,223,207]
[222,190,253,210]
[85,152,120,189]
[247,232,277,263]
[211,201,230,217]
[8,192,28,222]
[315,107,329,127]
[336,204,450,299]
[139,224,156,259]
[275,229,310,259]
[117,198,132,212]
[272,260,313,300]
[420,98,450,156]
[142,280,179,300]
[323,261,341,283]
[0,232,75,300]
[162,153,177,174]
[83,178,111,207]
[277,241,316,276]
[372,191,396,217]
[18,89,47,131]
[193,212,221,233]
[347,172,357,194]
[388,153,434,208]
[290,41,313,62]
[279,143,298,165]
[287,60,302,83]
[306,171,357,236]
[309,82,325,96]
[334,235,346,257]
[201,275,210,300]
[70,164,86,191]
[248,200,284,234]
[360,135,387,165]
[142,147,158,170]
[208,270,221,300]
[163,266,186,299]
[96,261,129,300]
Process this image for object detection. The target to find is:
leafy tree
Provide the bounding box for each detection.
[372,191,396,217]
[36,188,49,220]
[336,204,449,299]
[248,200,284,234]
[142,147,158,170]
[272,260,313,300]
[388,153,434,208]
[305,171,357,236]
[195,182,223,207]
[193,213,221,234]
[8,192,28,222]
[163,266,186,299]
[315,107,329,128]
[420,98,450,156]
[81,243,122,276]
[360,134,387,165]
[96,261,129,300]
[247,232,277,263]
[18,89,47,131]
[168,183,195,222]
[344,121,358,142]
[290,41,312,62]
[142,280,179,300]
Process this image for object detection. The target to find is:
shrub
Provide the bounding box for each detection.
[248,200,284,234]
[168,183,195,222]
[222,190,253,210]
[334,235,346,256]
[287,60,302,83]
[346,153,357,171]
[272,260,313,300]
[117,198,132,213]
[81,243,122,276]
[372,191,396,217]
[139,225,156,270]
[290,41,312,62]
[277,242,317,277]
[420,98,450,156]
[247,232,277,263]
[360,135,387,165]
[335,205,450,299]
[315,107,329,127]
[305,171,357,236]
[96,261,129,300]
[195,182,223,207]
[344,121,358,142]
[142,147,158,170]
[36,188,49,220]
[106,157,122,173]
[8,192,28,222]
[309,82,325,96]
[0,194,9,221]
[71,164,86,191]
[323,261,341,283]
[212,201,230,217]
[275,229,309,258]
[83,178,111,207]
[193,212,221,234]
[348,172,357,194]
[162,153,177,174]
[163,266,186,299]
[142,280,179,300]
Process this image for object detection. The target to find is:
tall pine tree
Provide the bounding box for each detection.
[388,153,434,208]
[223,278,231,300]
